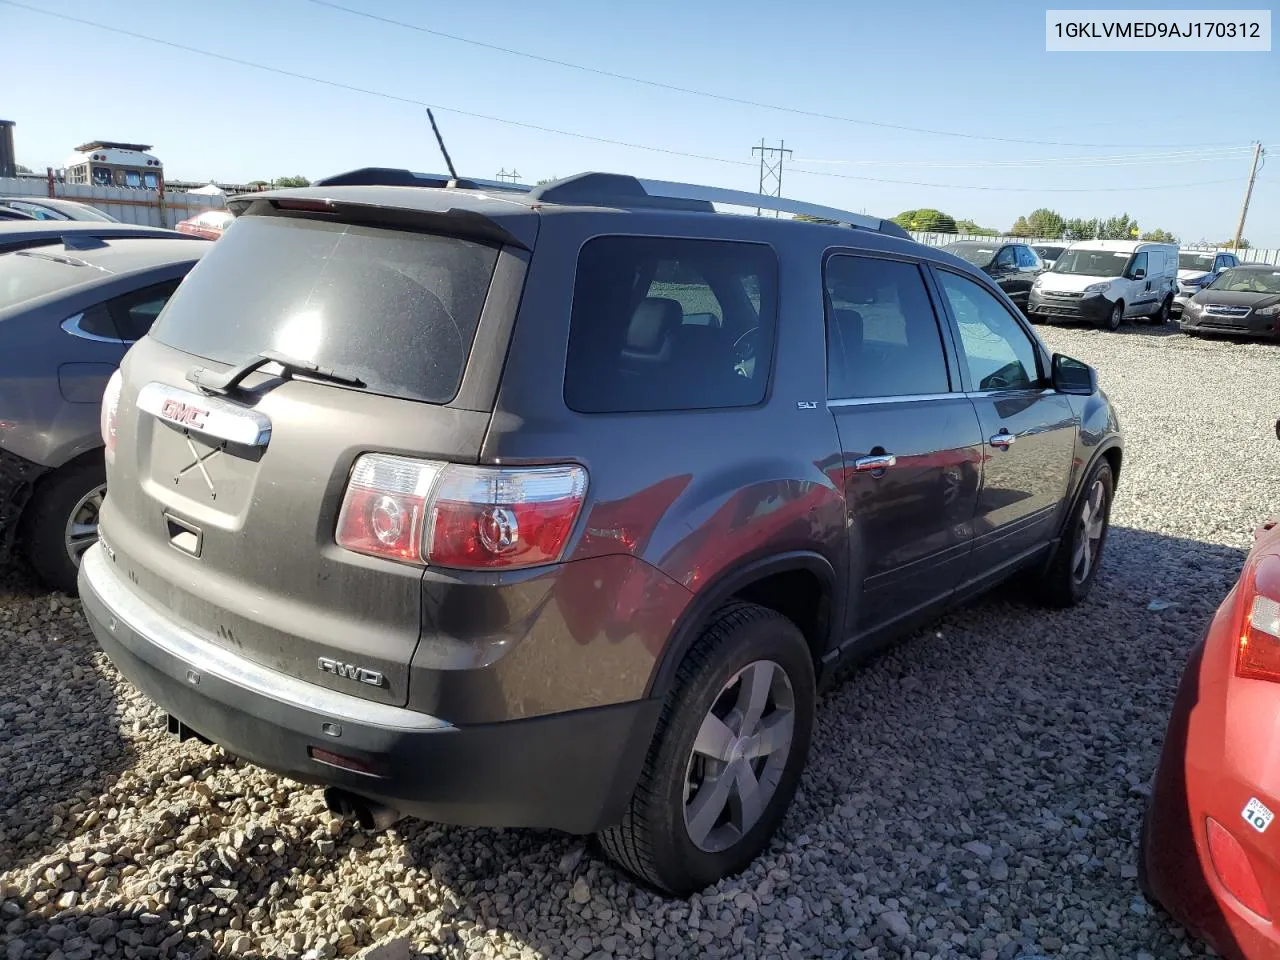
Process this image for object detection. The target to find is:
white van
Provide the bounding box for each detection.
[1028,240,1179,330]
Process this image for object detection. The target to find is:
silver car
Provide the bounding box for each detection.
[0,233,211,591]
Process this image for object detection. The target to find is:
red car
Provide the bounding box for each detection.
[1142,418,1280,959]
[175,208,234,240]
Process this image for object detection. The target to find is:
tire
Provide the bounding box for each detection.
[1151,297,1171,325]
[598,602,816,896]
[23,459,107,594]
[1101,300,1124,331]
[1035,458,1114,608]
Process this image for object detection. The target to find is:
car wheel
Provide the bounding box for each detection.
[23,459,107,594]
[598,602,815,896]
[1151,297,1171,325]
[1035,458,1114,608]
[1101,300,1124,331]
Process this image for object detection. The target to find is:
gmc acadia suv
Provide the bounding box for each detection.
[79,170,1122,896]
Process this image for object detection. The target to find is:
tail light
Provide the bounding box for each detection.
[336,454,587,570]
[100,368,123,465]
[1234,555,1280,682]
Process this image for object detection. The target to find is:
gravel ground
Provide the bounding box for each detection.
[2,322,1279,960]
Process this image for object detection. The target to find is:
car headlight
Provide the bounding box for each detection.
[1183,299,1203,314]
[1256,304,1280,317]
[1032,277,1043,289]
[1084,282,1111,295]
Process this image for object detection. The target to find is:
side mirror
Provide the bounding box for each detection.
[1131,268,1146,280]
[1052,353,1097,396]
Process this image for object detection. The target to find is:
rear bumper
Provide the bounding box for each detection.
[1028,290,1113,323]
[79,543,660,834]
[1143,616,1280,959]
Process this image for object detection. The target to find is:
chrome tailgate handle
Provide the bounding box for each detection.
[989,432,1017,449]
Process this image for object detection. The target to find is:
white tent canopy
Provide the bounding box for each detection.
[189,182,225,196]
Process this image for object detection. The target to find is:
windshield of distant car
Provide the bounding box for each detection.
[1051,248,1130,276]
[1207,268,1280,294]
[0,251,102,310]
[944,244,997,267]
[1178,252,1217,272]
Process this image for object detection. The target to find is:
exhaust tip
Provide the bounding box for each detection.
[322,787,401,832]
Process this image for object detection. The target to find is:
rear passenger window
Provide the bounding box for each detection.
[108,279,181,342]
[75,303,123,340]
[824,255,950,400]
[564,237,776,414]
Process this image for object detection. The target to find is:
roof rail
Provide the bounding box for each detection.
[528,173,908,237]
[312,167,533,192]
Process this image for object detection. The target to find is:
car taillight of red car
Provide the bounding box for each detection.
[1234,554,1280,683]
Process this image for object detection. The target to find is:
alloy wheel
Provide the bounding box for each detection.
[683,660,795,853]
[1071,479,1107,585]
[64,483,107,567]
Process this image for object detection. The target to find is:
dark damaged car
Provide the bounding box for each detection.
[78,170,1122,895]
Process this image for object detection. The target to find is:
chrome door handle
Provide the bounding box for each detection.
[853,454,897,472]
[989,432,1017,449]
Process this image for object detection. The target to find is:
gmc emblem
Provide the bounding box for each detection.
[160,398,209,430]
[317,657,385,687]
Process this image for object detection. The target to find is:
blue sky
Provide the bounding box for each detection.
[3,0,1277,244]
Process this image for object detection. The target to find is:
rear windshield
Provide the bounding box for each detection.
[0,250,102,310]
[148,215,500,405]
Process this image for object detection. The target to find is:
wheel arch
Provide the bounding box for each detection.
[1057,440,1122,542]
[644,551,841,699]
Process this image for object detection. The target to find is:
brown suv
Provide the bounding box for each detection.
[80,170,1122,895]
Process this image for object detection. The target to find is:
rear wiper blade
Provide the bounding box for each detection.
[187,350,366,395]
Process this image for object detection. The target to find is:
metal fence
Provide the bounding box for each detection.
[907,230,1280,266]
[0,176,227,228]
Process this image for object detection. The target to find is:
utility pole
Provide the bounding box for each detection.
[495,168,522,184]
[1232,142,1264,251]
[752,139,792,216]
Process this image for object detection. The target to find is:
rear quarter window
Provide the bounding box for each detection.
[563,236,778,414]
[148,215,500,405]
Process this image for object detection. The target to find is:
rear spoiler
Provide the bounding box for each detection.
[313,168,533,193]
[225,194,535,251]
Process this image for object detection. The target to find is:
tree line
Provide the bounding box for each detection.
[889,207,1247,247]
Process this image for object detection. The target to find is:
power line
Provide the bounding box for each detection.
[302,0,1243,151]
[792,146,1255,170]
[0,0,1253,196]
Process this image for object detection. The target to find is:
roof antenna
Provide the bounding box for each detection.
[426,108,459,185]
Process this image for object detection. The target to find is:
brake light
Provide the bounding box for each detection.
[336,454,587,570]
[426,464,587,569]
[1235,556,1280,682]
[100,368,123,464]
[335,455,443,563]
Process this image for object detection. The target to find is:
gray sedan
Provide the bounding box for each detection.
[0,234,212,591]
